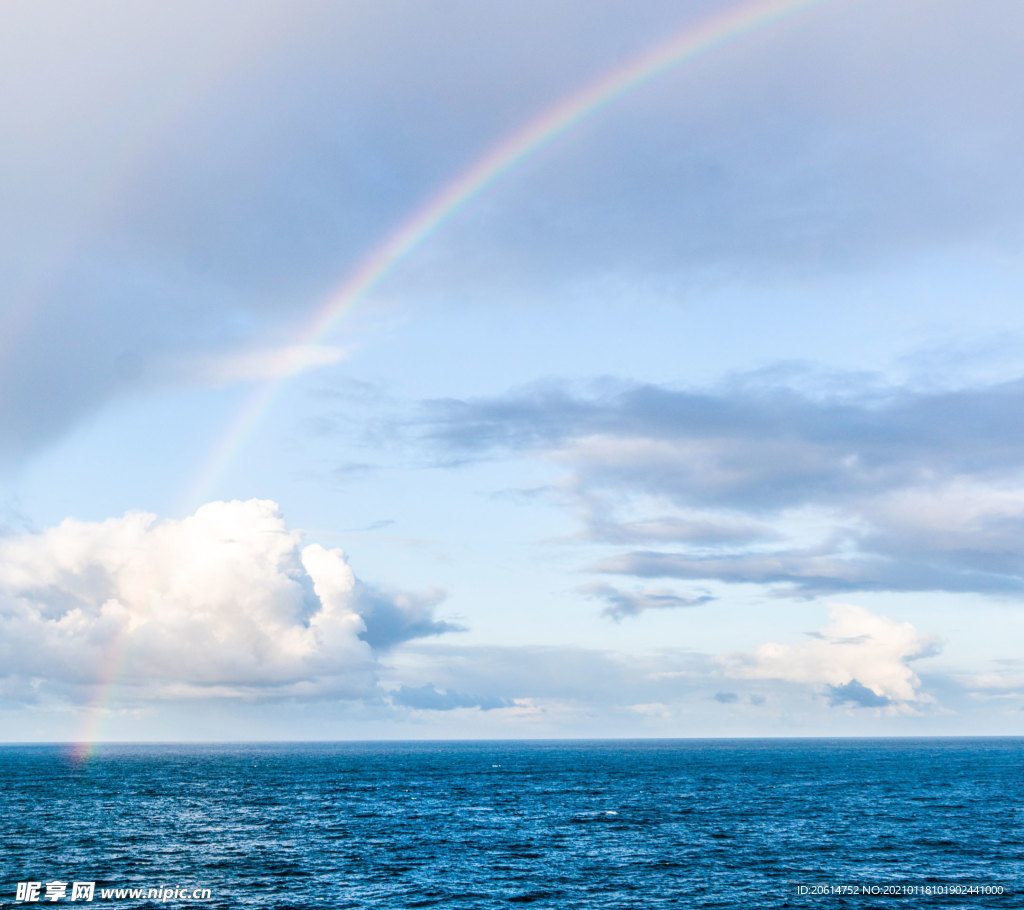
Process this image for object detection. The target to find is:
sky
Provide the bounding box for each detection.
[2,0,1024,741]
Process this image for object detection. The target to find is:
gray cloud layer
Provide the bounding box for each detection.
[392,683,510,712]
[354,584,462,651]
[421,373,1024,596]
[828,680,891,709]
[3,1,1024,464]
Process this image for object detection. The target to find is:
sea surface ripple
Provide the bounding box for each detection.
[2,739,1022,908]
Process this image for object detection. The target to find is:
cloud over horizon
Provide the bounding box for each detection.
[0,499,956,729]
[722,603,938,709]
[0,499,456,705]
[391,683,511,712]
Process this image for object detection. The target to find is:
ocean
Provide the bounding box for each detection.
[1,739,1021,908]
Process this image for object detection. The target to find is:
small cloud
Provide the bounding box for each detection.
[828,679,892,708]
[713,691,738,704]
[584,514,777,546]
[580,582,714,621]
[332,462,376,480]
[342,519,395,532]
[489,485,560,505]
[354,583,463,651]
[722,603,938,706]
[392,683,510,711]
[956,671,1024,694]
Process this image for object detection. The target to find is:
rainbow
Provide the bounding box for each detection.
[180,0,830,511]
[71,619,139,762]
[76,0,831,753]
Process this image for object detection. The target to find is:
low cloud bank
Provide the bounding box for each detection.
[0,499,454,703]
[722,604,938,708]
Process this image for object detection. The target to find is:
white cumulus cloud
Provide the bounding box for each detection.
[722,604,939,707]
[0,499,448,703]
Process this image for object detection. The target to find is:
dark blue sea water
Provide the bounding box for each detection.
[1,739,1022,908]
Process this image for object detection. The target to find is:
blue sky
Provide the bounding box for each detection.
[3,0,1024,740]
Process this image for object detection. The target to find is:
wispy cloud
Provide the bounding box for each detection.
[580,582,714,621]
